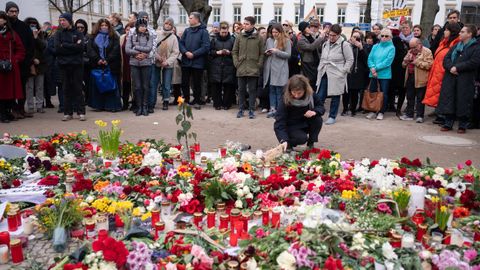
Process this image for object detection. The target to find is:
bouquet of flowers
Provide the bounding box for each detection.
[95,120,122,160]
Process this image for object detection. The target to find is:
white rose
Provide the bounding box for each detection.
[36,151,46,158]
[236,189,244,198]
[243,186,250,194]
[245,193,253,199]
[235,200,243,208]
[434,167,445,175]
[382,242,398,260]
[276,251,296,270]
[86,195,95,203]
[432,174,444,181]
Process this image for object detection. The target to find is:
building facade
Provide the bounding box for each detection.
[0,0,475,31]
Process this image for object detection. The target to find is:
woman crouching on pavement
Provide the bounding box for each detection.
[274,75,325,150]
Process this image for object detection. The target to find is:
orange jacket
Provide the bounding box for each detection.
[423,37,460,107]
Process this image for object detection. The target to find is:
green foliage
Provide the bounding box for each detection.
[176,100,196,156]
[200,178,237,210]
[36,196,86,238]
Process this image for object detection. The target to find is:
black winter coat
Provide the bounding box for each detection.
[347,44,369,90]
[31,32,47,75]
[274,94,325,143]
[437,40,480,118]
[208,33,235,84]
[54,27,84,66]
[390,36,408,89]
[87,34,121,76]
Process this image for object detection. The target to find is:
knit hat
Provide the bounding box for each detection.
[164,17,175,27]
[298,21,310,33]
[268,20,277,27]
[138,11,149,19]
[59,13,73,25]
[5,1,18,12]
[323,22,332,28]
[212,22,220,28]
[135,18,148,28]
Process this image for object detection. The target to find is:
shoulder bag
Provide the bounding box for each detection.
[361,80,383,112]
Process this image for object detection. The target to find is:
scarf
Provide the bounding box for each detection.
[94,30,109,60]
[290,94,313,108]
[0,26,6,35]
[451,38,477,62]
[244,29,254,37]
[399,32,413,43]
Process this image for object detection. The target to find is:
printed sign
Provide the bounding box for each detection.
[383,8,411,19]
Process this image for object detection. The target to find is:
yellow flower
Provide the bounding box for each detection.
[439,188,447,196]
[341,190,357,200]
[177,96,185,105]
[111,120,121,127]
[141,212,152,221]
[94,120,107,127]
[81,130,87,135]
[440,206,447,212]
[334,153,341,160]
[132,207,142,217]
[431,196,440,203]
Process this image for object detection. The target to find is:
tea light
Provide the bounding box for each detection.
[193,212,203,228]
[219,214,229,231]
[230,209,241,231]
[0,245,8,264]
[261,208,269,226]
[401,233,414,248]
[271,209,281,228]
[23,217,34,235]
[151,209,160,228]
[85,219,96,240]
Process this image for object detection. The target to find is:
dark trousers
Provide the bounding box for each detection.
[238,76,258,111]
[444,114,470,130]
[318,74,340,119]
[83,65,91,104]
[212,82,234,108]
[389,85,406,113]
[172,84,181,104]
[131,66,151,108]
[122,80,131,109]
[405,75,426,118]
[61,64,85,115]
[342,89,361,114]
[181,67,203,103]
[287,115,323,147]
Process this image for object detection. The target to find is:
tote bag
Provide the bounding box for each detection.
[91,67,117,93]
[362,80,383,112]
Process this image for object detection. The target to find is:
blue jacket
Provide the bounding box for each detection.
[367,40,395,79]
[179,24,210,69]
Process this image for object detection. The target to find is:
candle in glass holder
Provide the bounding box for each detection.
[155,221,165,240]
[230,209,241,231]
[242,213,250,233]
[261,208,269,226]
[98,229,108,241]
[229,231,238,247]
[96,214,109,231]
[10,239,23,264]
[23,216,34,235]
[0,232,10,247]
[416,223,427,241]
[271,209,281,228]
[193,212,203,228]
[253,211,262,226]
[207,209,216,228]
[411,211,425,225]
[401,233,414,248]
[161,201,171,217]
[220,146,227,158]
[227,260,239,270]
[263,165,271,178]
[194,142,200,153]
[216,203,226,215]
[0,244,8,264]
[151,209,160,228]
[9,206,21,227]
[85,219,96,240]
[219,214,229,231]
[7,212,17,232]
[189,148,196,161]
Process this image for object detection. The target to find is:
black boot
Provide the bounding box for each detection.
[142,105,149,116]
[162,101,168,110]
[135,106,142,116]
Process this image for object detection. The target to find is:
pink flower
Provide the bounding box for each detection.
[464,249,478,262]
[256,228,266,238]
[191,244,203,258]
[377,203,392,214]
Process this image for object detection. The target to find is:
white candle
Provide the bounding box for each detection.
[401,233,414,248]
[23,217,34,235]
[0,245,8,264]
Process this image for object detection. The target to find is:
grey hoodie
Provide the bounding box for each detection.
[125,30,153,67]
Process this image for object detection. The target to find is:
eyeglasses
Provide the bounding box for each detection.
[380,35,390,38]
[76,26,85,29]
[282,24,289,27]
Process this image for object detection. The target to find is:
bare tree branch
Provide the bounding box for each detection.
[48,0,64,14]
[72,0,94,14]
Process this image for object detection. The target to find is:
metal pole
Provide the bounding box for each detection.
[300,0,305,21]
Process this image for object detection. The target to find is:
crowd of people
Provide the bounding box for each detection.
[0,1,479,141]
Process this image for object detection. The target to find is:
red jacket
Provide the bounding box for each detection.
[423,37,460,107]
[0,31,25,100]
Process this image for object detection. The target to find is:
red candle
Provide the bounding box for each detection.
[155,221,165,240]
[7,212,17,232]
[194,142,200,152]
[261,208,269,226]
[10,239,23,263]
[189,148,196,161]
[207,210,216,228]
[230,209,241,231]
[234,220,243,235]
[0,232,9,250]
[242,213,250,232]
[85,219,96,240]
[151,209,160,228]
[193,212,203,228]
[98,229,108,241]
[416,224,427,242]
[15,210,22,227]
[390,239,401,248]
[219,214,229,231]
[229,232,238,247]
[271,209,281,228]
[474,231,480,242]
[411,211,424,225]
[220,147,227,158]
[70,229,84,240]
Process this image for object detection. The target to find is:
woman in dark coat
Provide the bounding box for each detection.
[75,19,91,104]
[208,22,235,110]
[390,29,408,115]
[87,18,122,112]
[0,11,25,123]
[343,31,369,116]
[274,75,324,150]
[437,25,480,133]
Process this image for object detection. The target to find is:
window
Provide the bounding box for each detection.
[295,6,300,25]
[274,6,282,23]
[316,7,325,23]
[179,6,187,24]
[254,7,262,25]
[107,0,114,14]
[337,7,346,24]
[233,6,242,23]
[213,7,220,22]
[359,6,366,23]
[161,6,169,22]
[93,0,100,13]
[117,0,123,14]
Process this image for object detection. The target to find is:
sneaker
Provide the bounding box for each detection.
[266,111,276,118]
[236,110,244,118]
[62,115,73,121]
[79,114,86,121]
[376,113,384,120]
[261,108,268,113]
[248,110,255,119]
[366,112,376,119]
[416,117,424,123]
[399,115,414,121]
[325,117,336,125]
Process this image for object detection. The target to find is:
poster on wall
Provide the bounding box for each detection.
[383,0,410,29]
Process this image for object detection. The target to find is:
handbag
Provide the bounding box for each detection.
[0,39,12,72]
[91,67,117,93]
[361,80,384,112]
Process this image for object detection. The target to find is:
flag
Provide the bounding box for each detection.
[304,6,317,21]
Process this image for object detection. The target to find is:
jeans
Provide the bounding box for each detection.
[369,78,390,113]
[269,85,284,110]
[131,66,151,108]
[61,64,85,115]
[149,65,161,109]
[161,68,173,102]
[212,82,234,108]
[238,76,258,111]
[318,74,340,119]
[405,75,426,118]
[26,74,45,111]
[286,115,323,147]
[181,67,203,103]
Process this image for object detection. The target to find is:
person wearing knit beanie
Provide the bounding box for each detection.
[5,1,19,13]
[298,21,310,33]
[59,13,73,27]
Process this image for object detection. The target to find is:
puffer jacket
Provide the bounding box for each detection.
[125,30,153,67]
[423,37,461,107]
[232,29,265,77]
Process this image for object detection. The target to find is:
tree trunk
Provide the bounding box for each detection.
[178,0,212,25]
[365,0,372,24]
[420,0,439,37]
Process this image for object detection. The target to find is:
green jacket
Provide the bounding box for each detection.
[232,29,265,77]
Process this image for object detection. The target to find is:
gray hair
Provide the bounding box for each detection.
[164,16,175,26]
[190,12,202,22]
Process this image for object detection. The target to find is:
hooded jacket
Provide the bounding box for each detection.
[232,29,265,77]
[179,23,210,69]
[24,17,47,75]
[54,26,85,66]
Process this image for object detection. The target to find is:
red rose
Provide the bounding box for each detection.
[465,160,473,166]
[171,189,182,203]
[411,158,422,167]
[123,185,132,195]
[63,262,87,270]
[393,167,407,177]
[464,174,475,183]
[210,250,224,263]
[38,175,59,186]
[370,160,379,167]
[92,236,128,268]
[185,199,200,214]
[12,179,21,187]
[283,197,295,206]
[317,149,332,160]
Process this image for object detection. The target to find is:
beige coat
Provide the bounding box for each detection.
[402,46,433,88]
[155,30,180,68]
[317,37,354,96]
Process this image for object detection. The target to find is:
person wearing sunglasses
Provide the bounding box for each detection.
[366,28,395,120]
